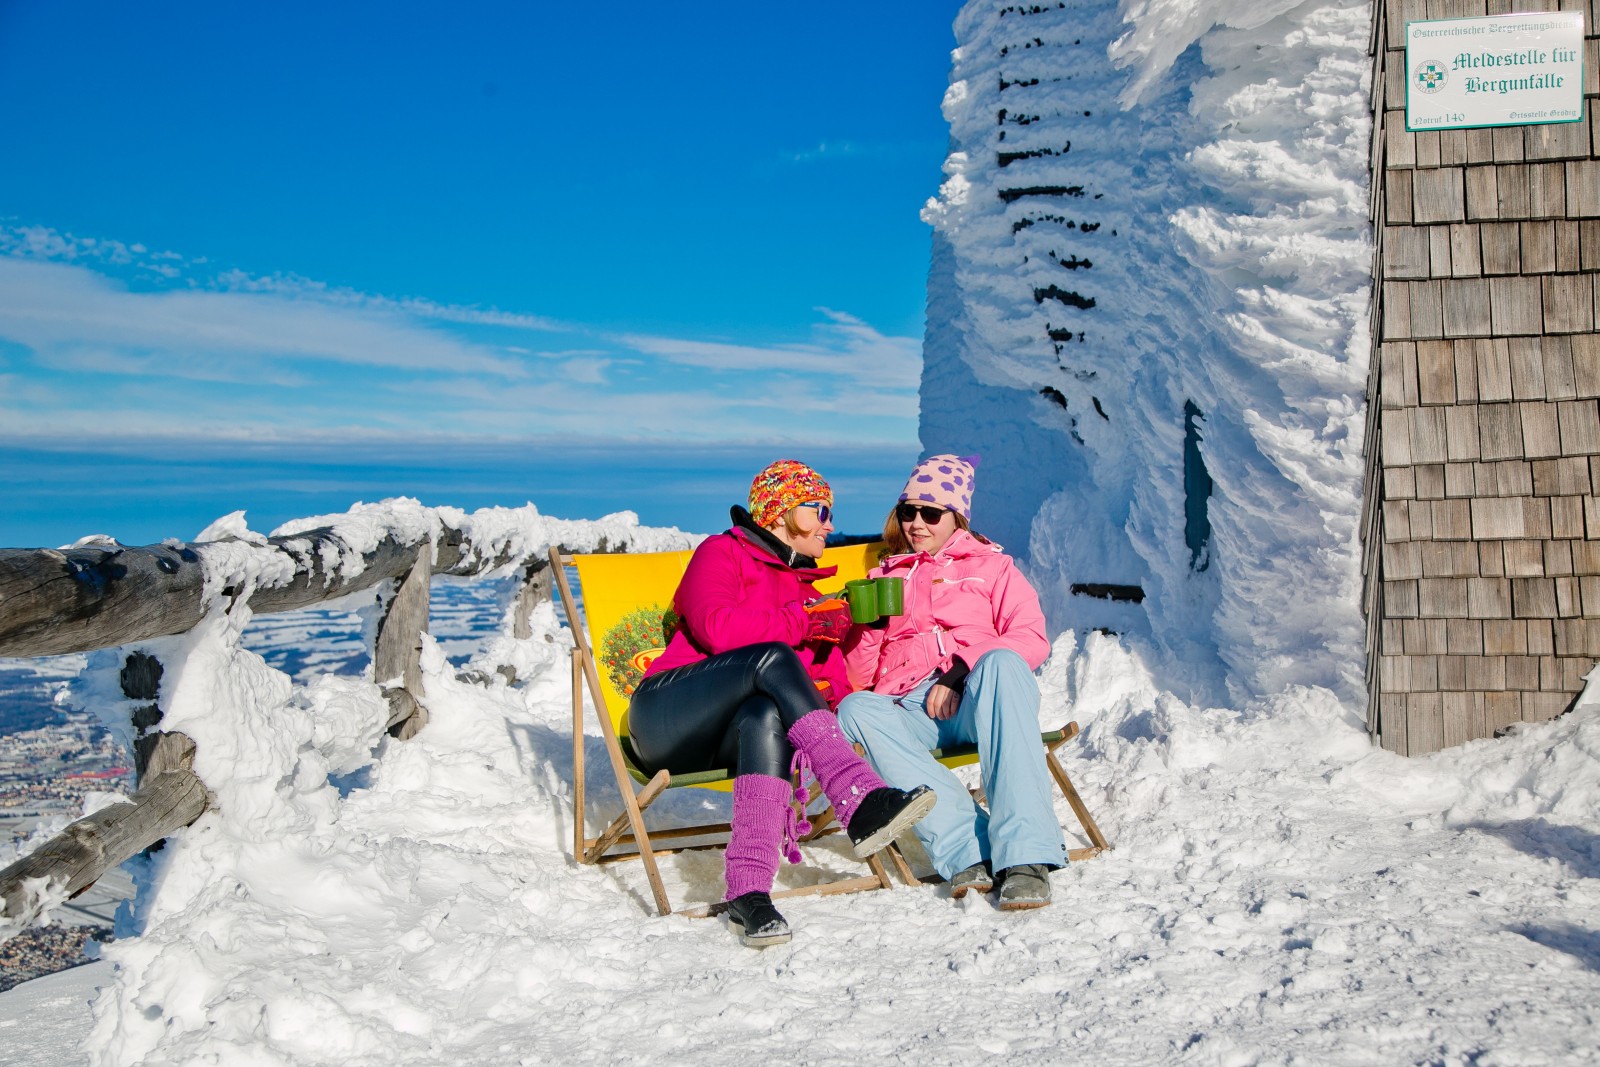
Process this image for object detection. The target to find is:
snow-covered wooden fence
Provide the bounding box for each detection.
[0,501,693,932]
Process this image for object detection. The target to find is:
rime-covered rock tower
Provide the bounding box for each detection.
[920,0,1373,704]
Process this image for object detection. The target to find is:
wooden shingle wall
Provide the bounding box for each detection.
[1364,0,1600,754]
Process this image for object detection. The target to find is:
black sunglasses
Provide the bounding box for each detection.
[896,503,947,524]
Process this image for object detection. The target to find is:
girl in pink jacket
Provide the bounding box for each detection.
[839,455,1068,910]
[630,460,935,947]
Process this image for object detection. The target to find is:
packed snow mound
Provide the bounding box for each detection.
[71,600,1600,1063]
[922,0,1372,705]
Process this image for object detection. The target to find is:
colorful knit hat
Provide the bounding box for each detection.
[900,454,979,519]
[748,459,832,527]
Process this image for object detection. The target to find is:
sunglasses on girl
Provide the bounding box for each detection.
[896,503,947,524]
[796,502,833,524]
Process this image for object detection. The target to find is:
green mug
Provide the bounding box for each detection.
[874,576,904,616]
[844,579,879,623]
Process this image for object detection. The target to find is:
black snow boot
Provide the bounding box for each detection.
[845,784,936,858]
[725,891,791,948]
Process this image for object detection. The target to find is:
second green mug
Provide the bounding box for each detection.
[874,576,904,616]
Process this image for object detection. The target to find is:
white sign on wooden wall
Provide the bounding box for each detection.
[1405,11,1586,131]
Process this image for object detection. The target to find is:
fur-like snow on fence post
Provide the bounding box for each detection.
[0,499,698,936]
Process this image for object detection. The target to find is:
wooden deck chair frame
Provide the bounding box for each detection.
[550,545,899,918]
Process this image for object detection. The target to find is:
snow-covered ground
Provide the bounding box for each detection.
[0,961,111,1067]
[2,577,1596,1064]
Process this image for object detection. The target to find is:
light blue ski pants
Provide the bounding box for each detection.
[837,648,1068,879]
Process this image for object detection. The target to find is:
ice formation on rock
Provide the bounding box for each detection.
[920,0,1373,704]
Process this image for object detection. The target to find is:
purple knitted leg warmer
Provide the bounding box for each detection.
[724,774,795,902]
[787,709,888,831]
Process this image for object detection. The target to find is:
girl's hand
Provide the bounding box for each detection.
[925,657,968,719]
[926,683,960,720]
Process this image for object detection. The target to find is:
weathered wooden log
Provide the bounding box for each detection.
[121,651,166,778]
[0,519,590,659]
[375,543,431,740]
[139,732,198,785]
[511,558,553,641]
[1,653,206,935]
[0,745,209,933]
[0,647,208,937]
[0,542,208,659]
[123,651,199,791]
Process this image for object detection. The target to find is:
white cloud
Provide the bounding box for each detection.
[43,345,312,387]
[0,224,923,447]
[211,269,570,332]
[0,223,570,333]
[615,308,920,389]
[561,358,611,385]
[377,373,915,443]
[0,257,529,378]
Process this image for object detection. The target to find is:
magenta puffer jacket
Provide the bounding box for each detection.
[843,528,1049,696]
[642,528,853,708]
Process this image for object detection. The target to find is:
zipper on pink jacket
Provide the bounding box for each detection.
[891,556,948,663]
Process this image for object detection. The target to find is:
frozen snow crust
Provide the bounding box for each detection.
[921,0,1372,704]
[57,566,1600,1063]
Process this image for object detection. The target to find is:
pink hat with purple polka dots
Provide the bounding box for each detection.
[900,454,979,519]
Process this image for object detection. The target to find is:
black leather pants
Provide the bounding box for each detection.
[629,642,828,779]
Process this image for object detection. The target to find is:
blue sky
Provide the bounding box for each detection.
[0,2,962,545]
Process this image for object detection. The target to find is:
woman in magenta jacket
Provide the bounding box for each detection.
[839,455,1068,910]
[629,459,935,947]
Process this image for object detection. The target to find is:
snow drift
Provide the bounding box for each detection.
[58,586,1600,1065]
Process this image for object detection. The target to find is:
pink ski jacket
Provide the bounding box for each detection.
[643,528,853,708]
[843,528,1048,696]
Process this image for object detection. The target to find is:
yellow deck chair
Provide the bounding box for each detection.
[550,542,897,917]
[550,542,1110,917]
